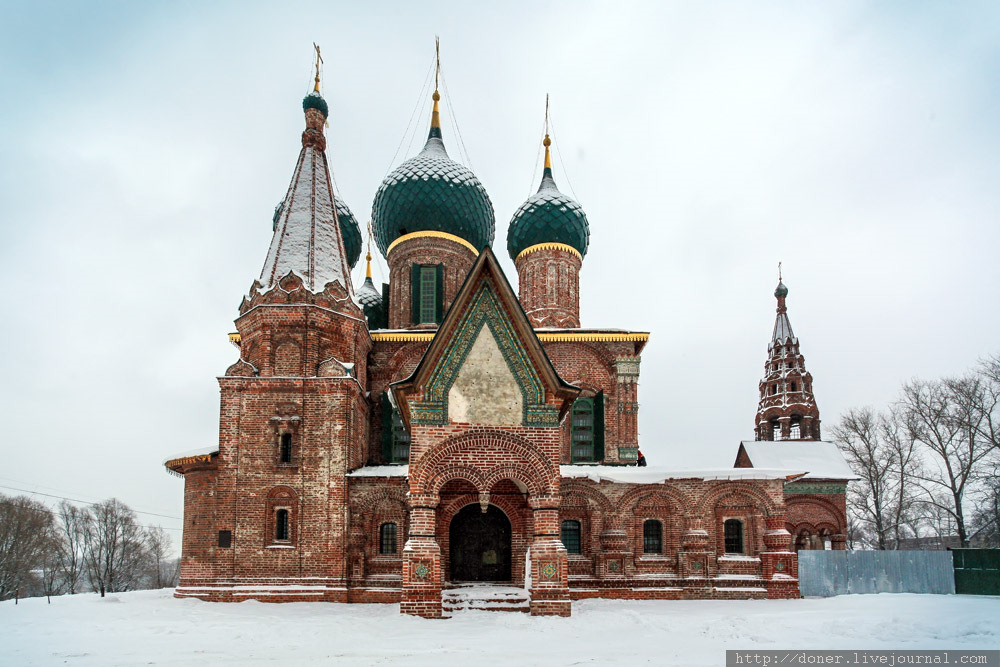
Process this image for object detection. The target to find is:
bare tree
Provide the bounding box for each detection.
[82,499,149,595]
[144,526,173,589]
[901,378,992,547]
[832,407,919,549]
[54,500,87,595]
[0,494,55,600]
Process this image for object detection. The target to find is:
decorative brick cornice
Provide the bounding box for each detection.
[784,481,847,495]
[537,332,649,343]
[515,242,582,262]
[386,230,479,257]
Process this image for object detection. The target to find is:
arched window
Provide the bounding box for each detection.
[724,519,743,554]
[789,416,801,439]
[561,519,581,555]
[643,520,663,554]
[546,264,557,302]
[279,432,293,463]
[379,522,397,555]
[771,418,781,441]
[275,509,290,541]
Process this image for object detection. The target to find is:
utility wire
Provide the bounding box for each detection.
[0,499,182,533]
[0,484,180,520]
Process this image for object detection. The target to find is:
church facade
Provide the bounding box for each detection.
[165,71,849,618]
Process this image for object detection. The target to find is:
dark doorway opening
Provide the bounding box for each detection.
[449,504,512,582]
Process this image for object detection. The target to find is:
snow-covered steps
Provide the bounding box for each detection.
[441,584,531,616]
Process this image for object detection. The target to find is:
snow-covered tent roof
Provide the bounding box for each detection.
[736,441,857,480]
[258,93,354,294]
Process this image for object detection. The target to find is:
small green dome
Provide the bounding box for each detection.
[507,169,589,261]
[372,135,495,256]
[302,91,328,118]
[334,195,362,269]
[775,282,788,298]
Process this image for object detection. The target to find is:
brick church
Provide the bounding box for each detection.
[165,62,853,617]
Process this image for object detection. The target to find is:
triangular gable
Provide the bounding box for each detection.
[393,247,578,428]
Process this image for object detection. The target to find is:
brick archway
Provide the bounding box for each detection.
[410,429,559,500]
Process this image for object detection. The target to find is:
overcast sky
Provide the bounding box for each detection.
[2,1,998,548]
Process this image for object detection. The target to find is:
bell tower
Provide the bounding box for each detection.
[754,272,821,441]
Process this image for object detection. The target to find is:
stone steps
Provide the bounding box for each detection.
[441,584,531,616]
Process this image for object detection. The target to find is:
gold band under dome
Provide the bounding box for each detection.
[386,230,480,257]
[515,242,582,262]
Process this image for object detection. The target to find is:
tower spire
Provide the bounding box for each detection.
[429,36,442,139]
[754,274,821,441]
[543,94,553,177]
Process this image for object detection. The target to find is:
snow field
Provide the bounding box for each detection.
[1,590,997,666]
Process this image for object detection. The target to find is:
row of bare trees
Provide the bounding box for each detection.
[0,495,177,601]
[833,354,1000,549]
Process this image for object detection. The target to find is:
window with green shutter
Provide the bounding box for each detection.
[381,392,410,464]
[571,398,594,462]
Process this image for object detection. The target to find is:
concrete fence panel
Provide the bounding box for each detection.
[798,550,955,597]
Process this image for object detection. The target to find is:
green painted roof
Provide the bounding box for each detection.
[372,134,494,256]
[302,91,328,118]
[335,195,362,269]
[506,168,590,260]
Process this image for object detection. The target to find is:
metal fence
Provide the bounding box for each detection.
[952,549,1000,595]
[798,550,955,597]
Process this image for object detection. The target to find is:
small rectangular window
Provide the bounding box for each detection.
[279,433,292,463]
[218,530,232,548]
[379,523,397,555]
[724,519,744,554]
[571,398,595,462]
[419,266,437,324]
[276,509,290,541]
[561,519,581,554]
[643,520,663,554]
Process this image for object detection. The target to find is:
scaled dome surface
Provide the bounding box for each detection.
[507,171,589,261]
[372,135,495,256]
[335,196,362,269]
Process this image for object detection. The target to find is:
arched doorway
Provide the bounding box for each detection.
[449,504,512,582]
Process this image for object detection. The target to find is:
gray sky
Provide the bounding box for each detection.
[2,1,998,547]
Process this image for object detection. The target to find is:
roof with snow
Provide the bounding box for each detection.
[736,441,857,480]
[561,465,807,484]
[258,95,354,294]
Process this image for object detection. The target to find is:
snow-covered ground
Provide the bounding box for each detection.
[2,590,996,666]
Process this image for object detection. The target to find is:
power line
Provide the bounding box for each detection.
[0,499,182,533]
[0,485,180,520]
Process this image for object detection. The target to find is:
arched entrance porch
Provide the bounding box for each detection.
[449,504,512,582]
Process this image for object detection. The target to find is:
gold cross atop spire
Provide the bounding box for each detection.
[543,94,552,171]
[430,36,442,131]
[313,43,323,93]
[778,261,783,282]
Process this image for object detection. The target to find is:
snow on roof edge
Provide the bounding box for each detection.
[560,465,806,484]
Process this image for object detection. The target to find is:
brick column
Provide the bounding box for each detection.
[528,495,571,616]
[613,357,641,462]
[598,515,629,578]
[401,497,442,618]
[678,515,711,580]
[760,515,798,599]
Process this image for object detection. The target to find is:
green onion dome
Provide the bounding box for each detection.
[302,90,328,118]
[775,281,788,298]
[334,195,362,269]
[507,164,589,261]
[372,130,495,256]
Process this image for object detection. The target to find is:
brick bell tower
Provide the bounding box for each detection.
[171,58,372,601]
[507,98,590,328]
[754,273,821,441]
